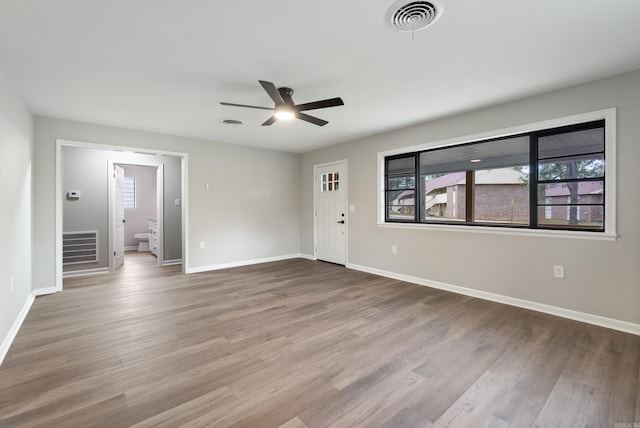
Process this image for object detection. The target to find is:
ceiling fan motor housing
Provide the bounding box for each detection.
[277,87,294,105]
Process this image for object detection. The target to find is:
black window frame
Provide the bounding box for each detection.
[385,153,419,222]
[384,119,606,232]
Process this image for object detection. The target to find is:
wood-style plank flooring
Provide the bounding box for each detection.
[1,251,639,427]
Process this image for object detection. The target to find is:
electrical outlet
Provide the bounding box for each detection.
[554,266,565,279]
[10,277,14,292]
[200,241,205,249]
[391,245,398,254]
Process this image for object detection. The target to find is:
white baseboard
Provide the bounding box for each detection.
[186,253,307,274]
[162,259,182,266]
[0,293,35,366]
[33,287,58,296]
[299,253,316,261]
[347,263,640,336]
[62,267,109,278]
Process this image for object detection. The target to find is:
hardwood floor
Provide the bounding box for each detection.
[1,251,638,427]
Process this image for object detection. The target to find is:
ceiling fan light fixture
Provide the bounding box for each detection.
[274,107,295,121]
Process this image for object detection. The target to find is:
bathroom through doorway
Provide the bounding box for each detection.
[112,163,161,272]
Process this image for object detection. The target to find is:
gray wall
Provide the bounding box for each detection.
[300,70,640,325]
[121,165,157,248]
[62,146,109,271]
[62,146,183,271]
[0,61,33,356]
[33,117,301,286]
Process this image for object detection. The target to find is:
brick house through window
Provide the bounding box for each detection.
[424,168,529,224]
[543,181,603,225]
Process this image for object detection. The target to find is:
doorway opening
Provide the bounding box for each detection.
[56,139,188,291]
[111,163,162,272]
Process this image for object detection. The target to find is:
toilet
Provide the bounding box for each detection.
[134,233,150,251]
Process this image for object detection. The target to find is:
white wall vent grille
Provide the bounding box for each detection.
[63,231,98,265]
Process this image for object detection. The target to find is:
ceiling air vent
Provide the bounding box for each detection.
[221,119,243,125]
[386,0,443,32]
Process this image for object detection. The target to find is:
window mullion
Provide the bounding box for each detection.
[529,135,539,228]
[538,176,603,185]
[465,170,474,222]
[414,154,420,223]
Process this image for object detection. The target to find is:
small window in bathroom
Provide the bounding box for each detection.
[124,176,136,209]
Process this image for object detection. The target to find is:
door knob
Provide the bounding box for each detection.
[337,220,345,224]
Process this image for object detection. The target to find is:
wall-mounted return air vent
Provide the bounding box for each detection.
[386,0,443,32]
[63,231,98,265]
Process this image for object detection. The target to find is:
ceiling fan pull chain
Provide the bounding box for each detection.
[411,16,416,41]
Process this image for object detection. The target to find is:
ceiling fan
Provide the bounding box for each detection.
[221,80,344,127]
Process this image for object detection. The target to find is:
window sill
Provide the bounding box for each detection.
[377,221,617,241]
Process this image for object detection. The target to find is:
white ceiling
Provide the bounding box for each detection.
[0,1,639,153]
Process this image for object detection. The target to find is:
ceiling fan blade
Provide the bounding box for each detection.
[261,116,277,126]
[259,80,285,106]
[220,102,273,111]
[296,112,328,127]
[295,97,344,112]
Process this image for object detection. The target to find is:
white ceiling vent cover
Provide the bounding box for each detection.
[386,0,443,32]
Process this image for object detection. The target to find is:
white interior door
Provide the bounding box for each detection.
[113,165,125,270]
[315,162,346,265]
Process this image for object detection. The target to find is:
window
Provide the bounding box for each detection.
[385,156,416,221]
[321,172,340,192]
[536,126,604,230]
[383,119,606,232]
[123,176,136,209]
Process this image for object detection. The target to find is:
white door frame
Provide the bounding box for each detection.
[108,161,164,271]
[55,139,189,292]
[313,159,348,265]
